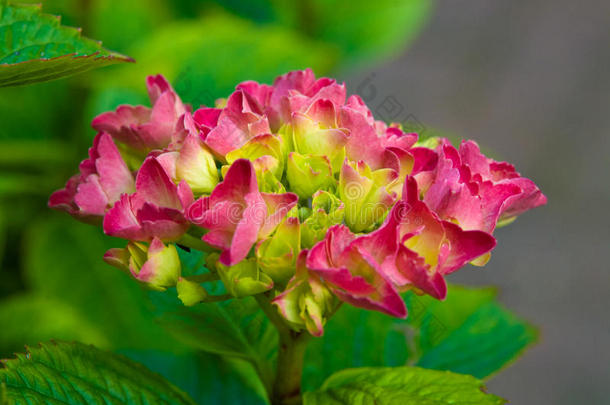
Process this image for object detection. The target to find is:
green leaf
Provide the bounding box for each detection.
[304,366,505,405]
[303,302,409,391]
[175,246,207,277]
[0,341,196,404]
[123,350,269,405]
[150,290,277,393]
[0,0,133,87]
[404,286,538,378]
[414,301,538,378]
[304,285,537,389]
[21,215,177,351]
[0,293,109,357]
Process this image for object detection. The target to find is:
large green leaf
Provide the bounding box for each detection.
[303,301,409,391]
[405,286,538,378]
[124,350,269,405]
[0,0,132,87]
[0,341,196,404]
[304,366,505,405]
[150,289,277,393]
[21,216,177,351]
[304,285,536,389]
[414,301,538,378]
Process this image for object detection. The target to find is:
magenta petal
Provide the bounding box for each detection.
[190,159,284,264]
[307,224,407,318]
[220,193,266,266]
[49,175,80,214]
[193,107,222,133]
[439,221,496,274]
[499,177,547,219]
[74,175,109,216]
[103,194,141,239]
[396,246,448,300]
[259,192,298,238]
[91,106,152,150]
[134,157,183,210]
[236,81,273,107]
[94,133,135,201]
[341,106,385,169]
[146,74,173,104]
[49,133,134,222]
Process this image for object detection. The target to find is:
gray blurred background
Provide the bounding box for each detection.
[343,1,610,403]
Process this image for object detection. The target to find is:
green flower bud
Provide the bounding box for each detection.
[339,160,397,233]
[256,217,301,285]
[104,238,181,291]
[286,152,335,199]
[301,191,345,248]
[208,254,274,298]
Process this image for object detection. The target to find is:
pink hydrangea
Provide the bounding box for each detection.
[50,70,546,336]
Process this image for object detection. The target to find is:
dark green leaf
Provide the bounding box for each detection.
[0,341,196,404]
[304,366,505,405]
[150,290,277,392]
[176,246,207,278]
[0,0,132,87]
[415,301,538,378]
[124,350,269,405]
[304,285,537,389]
[303,302,410,391]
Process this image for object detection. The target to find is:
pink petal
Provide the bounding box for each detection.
[74,174,109,216]
[94,133,135,202]
[439,221,496,274]
[259,192,299,238]
[134,157,182,210]
[340,106,386,169]
[103,194,141,239]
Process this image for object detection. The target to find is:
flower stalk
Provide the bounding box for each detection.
[256,294,311,405]
[273,330,310,405]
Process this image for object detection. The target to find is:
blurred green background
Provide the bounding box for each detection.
[3,1,608,404]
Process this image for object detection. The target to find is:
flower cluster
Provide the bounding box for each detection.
[50,69,546,336]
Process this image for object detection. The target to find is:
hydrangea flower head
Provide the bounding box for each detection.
[50,69,546,336]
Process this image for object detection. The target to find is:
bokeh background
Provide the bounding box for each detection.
[1,1,608,404]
